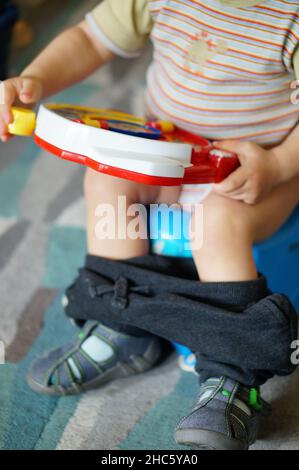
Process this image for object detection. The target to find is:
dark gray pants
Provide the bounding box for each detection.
[64,254,298,387]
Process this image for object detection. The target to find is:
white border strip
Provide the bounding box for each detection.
[86,13,141,59]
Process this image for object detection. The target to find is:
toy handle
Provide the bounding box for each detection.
[7,107,37,137]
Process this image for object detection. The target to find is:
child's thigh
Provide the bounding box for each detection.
[200,175,299,245]
[84,168,181,205]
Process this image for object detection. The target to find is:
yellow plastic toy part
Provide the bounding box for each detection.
[46,104,146,125]
[7,107,36,136]
[156,120,175,133]
[82,117,101,128]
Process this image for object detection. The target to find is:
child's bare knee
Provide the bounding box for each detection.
[199,193,255,245]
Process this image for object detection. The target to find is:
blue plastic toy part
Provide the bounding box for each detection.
[150,205,299,369]
[175,343,197,373]
[108,120,162,139]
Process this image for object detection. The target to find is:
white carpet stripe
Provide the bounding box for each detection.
[56,198,86,228]
[0,222,48,345]
[0,153,80,345]
[57,359,180,450]
[0,218,17,236]
[21,151,79,222]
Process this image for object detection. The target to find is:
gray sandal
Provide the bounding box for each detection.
[27,321,162,396]
[175,376,271,450]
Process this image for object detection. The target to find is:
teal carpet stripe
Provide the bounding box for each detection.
[0,294,80,450]
[43,226,86,289]
[34,395,79,450]
[0,365,17,449]
[119,373,198,450]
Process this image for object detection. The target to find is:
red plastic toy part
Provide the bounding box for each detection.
[34,134,183,186]
[184,149,240,184]
[35,133,239,186]
[33,104,240,186]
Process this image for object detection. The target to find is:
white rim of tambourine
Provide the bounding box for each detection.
[34,104,192,178]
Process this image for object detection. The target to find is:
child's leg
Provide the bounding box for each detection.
[188,175,299,384]
[85,168,179,260]
[175,177,299,450]
[62,173,298,371]
[28,169,180,396]
[51,170,298,448]
[192,175,299,282]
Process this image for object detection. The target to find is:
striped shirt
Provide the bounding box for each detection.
[87,0,299,146]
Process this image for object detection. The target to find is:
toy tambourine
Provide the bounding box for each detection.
[8,105,240,186]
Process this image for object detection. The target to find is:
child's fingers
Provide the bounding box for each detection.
[0,78,35,143]
[213,167,247,194]
[213,140,262,167]
[213,140,243,154]
[1,134,13,143]
[0,114,12,142]
[1,81,17,106]
[219,184,247,199]
[229,194,247,202]
[19,77,42,104]
[0,114,7,133]
[217,190,249,204]
[0,118,13,142]
[0,81,18,124]
[0,107,14,141]
[213,139,258,155]
[0,106,12,124]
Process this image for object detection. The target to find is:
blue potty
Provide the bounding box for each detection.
[150,205,299,372]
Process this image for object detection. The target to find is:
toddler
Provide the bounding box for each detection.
[1,0,299,450]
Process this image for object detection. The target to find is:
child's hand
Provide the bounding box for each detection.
[212,140,280,205]
[0,77,42,143]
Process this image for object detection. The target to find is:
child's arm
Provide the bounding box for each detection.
[211,122,299,205]
[21,21,115,97]
[0,20,115,142]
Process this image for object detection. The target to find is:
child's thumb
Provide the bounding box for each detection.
[19,78,42,104]
[213,139,244,154]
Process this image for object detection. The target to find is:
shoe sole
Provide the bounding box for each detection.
[27,340,161,396]
[175,428,248,451]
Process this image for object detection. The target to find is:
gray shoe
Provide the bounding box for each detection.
[27,321,162,396]
[175,376,271,450]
